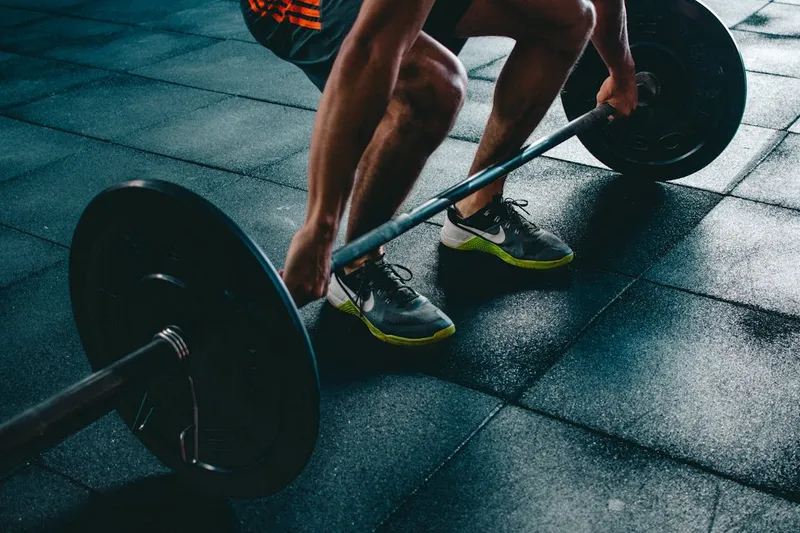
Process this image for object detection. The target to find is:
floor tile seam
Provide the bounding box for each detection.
[0,255,69,294]
[0,2,232,43]
[719,129,788,195]
[745,68,800,82]
[789,110,800,131]
[126,69,320,112]
[0,256,68,296]
[507,275,638,402]
[0,136,102,185]
[466,55,507,78]
[3,460,161,531]
[137,21,256,45]
[0,47,218,102]
[35,460,169,533]
[113,92,240,144]
[639,277,800,323]
[0,222,69,251]
[0,459,30,484]
[370,402,506,533]
[110,31,221,72]
[732,26,800,38]
[0,57,118,112]
[706,484,722,533]
[0,46,320,114]
[741,119,795,131]
[468,74,497,84]
[1,12,50,32]
[507,402,800,506]
[0,1,266,46]
[32,459,99,494]
[724,192,800,215]
[730,0,781,33]
[0,120,126,192]
[1,71,238,143]
[0,112,319,200]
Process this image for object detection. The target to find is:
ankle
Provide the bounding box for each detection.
[455,197,493,218]
[342,248,384,274]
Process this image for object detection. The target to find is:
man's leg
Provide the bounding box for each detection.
[438,0,595,269]
[344,33,467,267]
[325,33,466,345]
[455,0,596,215]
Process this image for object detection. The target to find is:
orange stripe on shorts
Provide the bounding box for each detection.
[263,0,322,30]
[286,14,321,29]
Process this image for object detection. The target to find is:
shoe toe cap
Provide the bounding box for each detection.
[384,298,454,338]
[531,229,573,261]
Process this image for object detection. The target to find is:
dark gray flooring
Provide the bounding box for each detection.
[1,0,800,532]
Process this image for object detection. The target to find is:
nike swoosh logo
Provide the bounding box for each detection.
[464,224,505,244]
[355,292,375,313]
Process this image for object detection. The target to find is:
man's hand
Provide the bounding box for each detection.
[280,225,334,307]
[596,69,638,118]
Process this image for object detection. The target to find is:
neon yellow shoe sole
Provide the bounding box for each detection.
[337,301,456,346]
[442,236,574,270]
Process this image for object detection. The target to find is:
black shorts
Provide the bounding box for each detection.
[241,0,473,91]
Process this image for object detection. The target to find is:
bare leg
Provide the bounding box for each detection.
[343,33,467,271]
[452,0,596,216]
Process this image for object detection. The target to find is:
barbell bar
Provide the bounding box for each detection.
[0,0,746,499]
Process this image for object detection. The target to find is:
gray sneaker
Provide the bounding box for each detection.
[326,257,455,345]
[440,195,573,269]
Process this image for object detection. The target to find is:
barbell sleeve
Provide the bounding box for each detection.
[330,103,615,271]
[0,331,186,474]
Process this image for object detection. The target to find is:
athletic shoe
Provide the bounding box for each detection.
[326,257,455,346]
[440,195,573,269]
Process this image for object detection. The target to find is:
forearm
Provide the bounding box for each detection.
[591,0,634,76]
[304,38,401,237]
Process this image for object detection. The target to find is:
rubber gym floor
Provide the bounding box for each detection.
[2,0,800,531]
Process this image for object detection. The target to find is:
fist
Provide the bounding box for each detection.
[596,71,638,118]
[280,225,334,307]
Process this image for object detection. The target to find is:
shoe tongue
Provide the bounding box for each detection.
[369,259,417,304]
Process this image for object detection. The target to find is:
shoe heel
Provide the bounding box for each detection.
[440,220,474,249]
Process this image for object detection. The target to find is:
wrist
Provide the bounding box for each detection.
[610,55,636,80]
[303,214,338,243]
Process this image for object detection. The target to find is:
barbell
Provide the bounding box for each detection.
[0,0,745,499]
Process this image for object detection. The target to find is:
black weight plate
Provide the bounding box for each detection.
[69,180,319,498]
[561,0,746,181]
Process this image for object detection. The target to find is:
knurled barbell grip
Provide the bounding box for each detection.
[0,328,187,474]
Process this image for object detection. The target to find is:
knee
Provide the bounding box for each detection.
[399,53,467,133]
[516,0,596,50]
[558,0,596,47]
[573,0,597,40]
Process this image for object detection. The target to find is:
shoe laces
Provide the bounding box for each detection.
[344,259,418,313]
[494,197,538,234]
[368,260,418,305]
